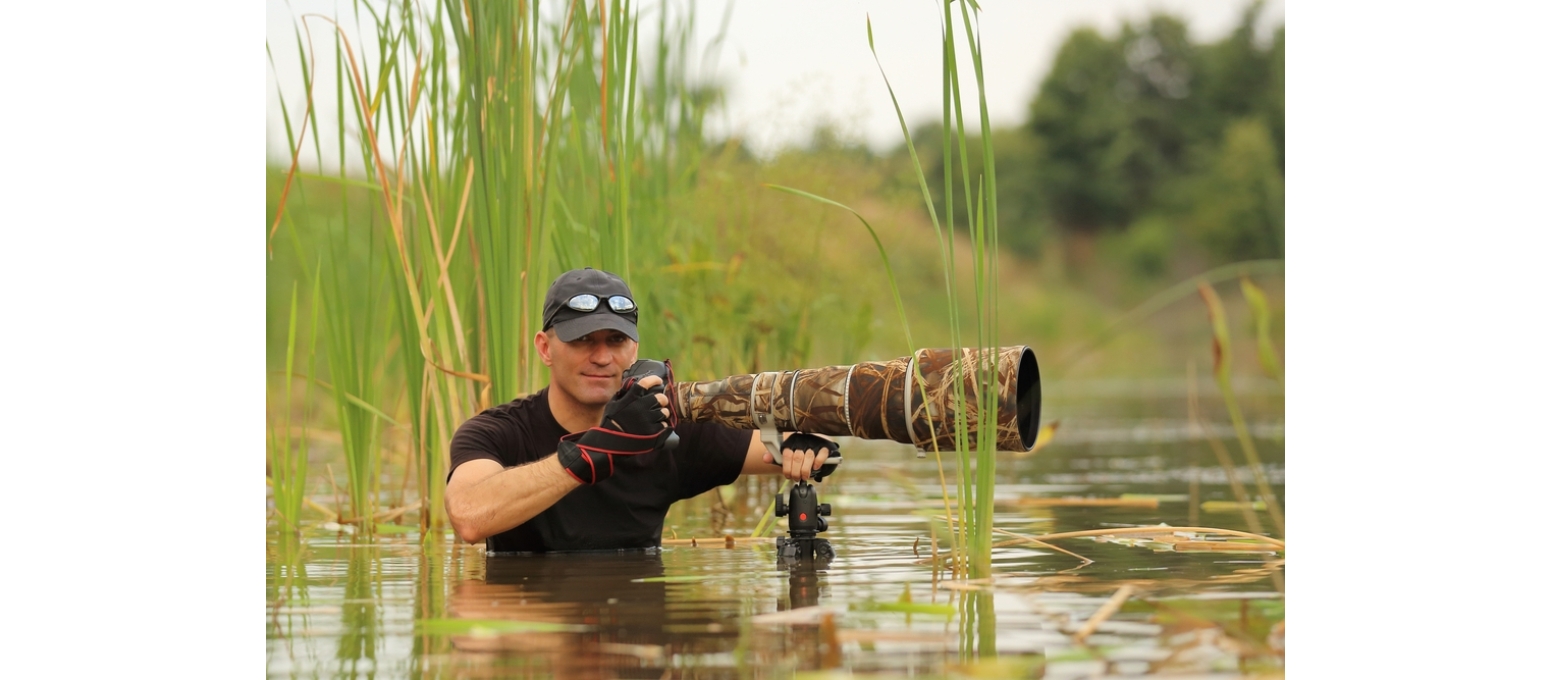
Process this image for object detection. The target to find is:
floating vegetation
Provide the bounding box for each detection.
[415,618,591,635]
[1201,500,1268,513]
[1029,525,1283,550]
[997,496,1159,509]
[658,536,775,548]
[850,601,957,617]
[1072,584,1136,642]
[630,574,724,584]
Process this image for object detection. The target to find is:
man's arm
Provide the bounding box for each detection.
[739,431,832,481]
[445,455,580,544]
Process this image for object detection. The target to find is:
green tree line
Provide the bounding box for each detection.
[895,1,1283,276]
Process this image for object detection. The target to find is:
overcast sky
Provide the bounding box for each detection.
[267,0,1284,164]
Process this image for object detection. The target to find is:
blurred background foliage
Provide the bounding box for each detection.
[901,1,1284,273]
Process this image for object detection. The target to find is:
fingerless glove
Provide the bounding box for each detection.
[558,381,671,484]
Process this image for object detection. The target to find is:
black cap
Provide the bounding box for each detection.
[541,267,640,342]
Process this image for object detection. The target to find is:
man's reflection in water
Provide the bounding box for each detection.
[445,549,838,678]
[448,551,687,676]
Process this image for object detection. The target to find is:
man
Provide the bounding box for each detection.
[445,267,833,553]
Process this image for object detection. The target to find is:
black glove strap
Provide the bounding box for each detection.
[556,438,601,484]
[569,427,660,455]
[783,432,838,457]
[781,433,842,482]
[558,428,663,485]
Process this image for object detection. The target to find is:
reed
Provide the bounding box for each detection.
[1199,281,1285,537]
[1188,361,1265,537]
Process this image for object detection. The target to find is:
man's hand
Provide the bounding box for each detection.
[558,375,672,484]
[763,432,838,483]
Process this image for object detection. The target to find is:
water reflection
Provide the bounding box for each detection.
[779,554,829,611]
[962,590,997,658]
[266,532,309,661]
[442,551,848,677]
[266,383,1286,678]
[336,546,379,678]
[412,537,451,674]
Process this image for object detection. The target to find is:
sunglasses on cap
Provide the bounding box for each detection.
[564,294,637,314]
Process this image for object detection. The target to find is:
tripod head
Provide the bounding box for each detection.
[774,454,840,564]
[776,481,831,540]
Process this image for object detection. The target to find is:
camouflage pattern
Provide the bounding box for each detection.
[668,346,1038,452]
[903,347,1033,452]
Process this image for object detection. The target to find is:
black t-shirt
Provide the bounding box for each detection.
[448,387,752,553]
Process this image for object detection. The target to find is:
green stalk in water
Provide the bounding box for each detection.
[1199,281,1285,538]
[268,282,308,531]
[949,0,1004,584]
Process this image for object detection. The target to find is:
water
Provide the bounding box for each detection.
[268,380,1285,678]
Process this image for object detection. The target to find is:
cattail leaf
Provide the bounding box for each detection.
[1197,281,1231,381]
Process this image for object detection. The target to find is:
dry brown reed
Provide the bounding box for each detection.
[1189,360,1266,536]
[1072,584,1136,642]
[989,526,1093,565]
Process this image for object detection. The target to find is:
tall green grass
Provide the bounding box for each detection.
[269,0,744,532]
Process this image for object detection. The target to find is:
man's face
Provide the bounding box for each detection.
[537,328,640,407]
